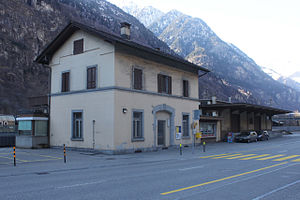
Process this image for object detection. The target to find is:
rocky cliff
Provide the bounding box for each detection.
[0,0,175,114]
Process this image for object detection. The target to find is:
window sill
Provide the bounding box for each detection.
[182,136,191,139]
[71,138,84,141]
[132,138,144,142]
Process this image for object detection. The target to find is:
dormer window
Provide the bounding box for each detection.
[73,39,84,55]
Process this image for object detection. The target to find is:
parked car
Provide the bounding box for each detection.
[235,131,257,143]
[257,130,269,141]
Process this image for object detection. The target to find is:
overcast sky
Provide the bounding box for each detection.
[108,0,300,77]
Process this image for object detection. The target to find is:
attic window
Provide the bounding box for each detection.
[73,39,84,55]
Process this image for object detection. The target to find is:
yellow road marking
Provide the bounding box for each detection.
[161,162,288,195]
[21,158,63,163]
[226,154,256,159]
[273,155,300,161]
[212,154,242,159]
[21,151,62,159]
[256,154,285,160]
[37,154,62,159]
[199,153,232,158]
[240,154,270,160]
[291,158,300,162]
[0,155,28,162]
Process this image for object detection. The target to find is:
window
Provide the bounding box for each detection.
[73,39,84,55]
[182,114,189,137]
[157,74,172,94]
[72,111,83,140]
[200,122,216,137]
[87,66,97,89]
[133,68,143,90]
[61,72,70,92]
[132,111,144,140]
[183,80,189,97]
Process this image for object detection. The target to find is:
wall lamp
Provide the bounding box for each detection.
[122,108,128,114]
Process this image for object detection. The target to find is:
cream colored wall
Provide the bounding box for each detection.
[114,52,198,99]
[113,90,198,150]
[50,91,115,150]
[50,30,115,94]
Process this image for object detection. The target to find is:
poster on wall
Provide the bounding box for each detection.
[176,126,182,140]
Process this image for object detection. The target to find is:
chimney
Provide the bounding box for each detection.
[212,96,217,104]
[120,22,131,40]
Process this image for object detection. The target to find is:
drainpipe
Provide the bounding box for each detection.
[92,120,95,149]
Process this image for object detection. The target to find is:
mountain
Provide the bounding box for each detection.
[261,66,282,80]
[118,4,300,111]
[0,0,175,114]
[289,71,300,83]
[261,67,300,92]
[122,4,164,27]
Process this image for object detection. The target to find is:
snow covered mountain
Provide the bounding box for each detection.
[289,71,300,83]
[114,1,300,110]
[118,1,164,27]
[261,67,300,92]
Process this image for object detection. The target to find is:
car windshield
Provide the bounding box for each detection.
[239,132,250,136]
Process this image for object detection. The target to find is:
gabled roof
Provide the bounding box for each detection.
[35,21,209,74]
[200,102,291,115]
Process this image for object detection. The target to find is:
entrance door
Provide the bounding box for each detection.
[157,120,166,146]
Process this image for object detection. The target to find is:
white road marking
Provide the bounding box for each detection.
[56,180,106,189]
[179,165,204,171]
[252,179,300,200]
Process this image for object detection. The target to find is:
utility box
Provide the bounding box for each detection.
[16,114,49,148]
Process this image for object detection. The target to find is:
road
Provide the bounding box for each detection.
[0,132,300,200]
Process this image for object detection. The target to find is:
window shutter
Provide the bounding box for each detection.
[168,76,172,94]
[73,39,83,55]
[183,80,189,97]
[87,67,96,89]
[62,72,70,92]
[157,74,163,93]
[134,68,142,90]
[66,72,70,91]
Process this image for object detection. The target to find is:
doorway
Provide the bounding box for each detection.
[157,120,166,146]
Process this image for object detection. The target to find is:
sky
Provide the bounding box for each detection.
[108,0,300,77]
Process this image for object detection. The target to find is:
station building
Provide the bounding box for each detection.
[198,98,290,142]
[36,21,209,153]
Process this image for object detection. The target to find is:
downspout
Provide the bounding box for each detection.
[43,63,51,147]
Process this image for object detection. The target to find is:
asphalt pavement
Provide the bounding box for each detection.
[0,132,300,200]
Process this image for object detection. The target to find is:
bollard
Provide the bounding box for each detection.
[13,146,16,166]
[203,142,206,152]
[63,144,66,163]
[180,143,182,156]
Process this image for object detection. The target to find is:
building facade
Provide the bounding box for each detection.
[36,22,209,153]
[199,98,290,142]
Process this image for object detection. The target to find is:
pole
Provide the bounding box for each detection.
[180,143,182,156]
[64,144,66,163]
[92,120,95,149]
[203,141,206,152]
[13,146,16,166]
